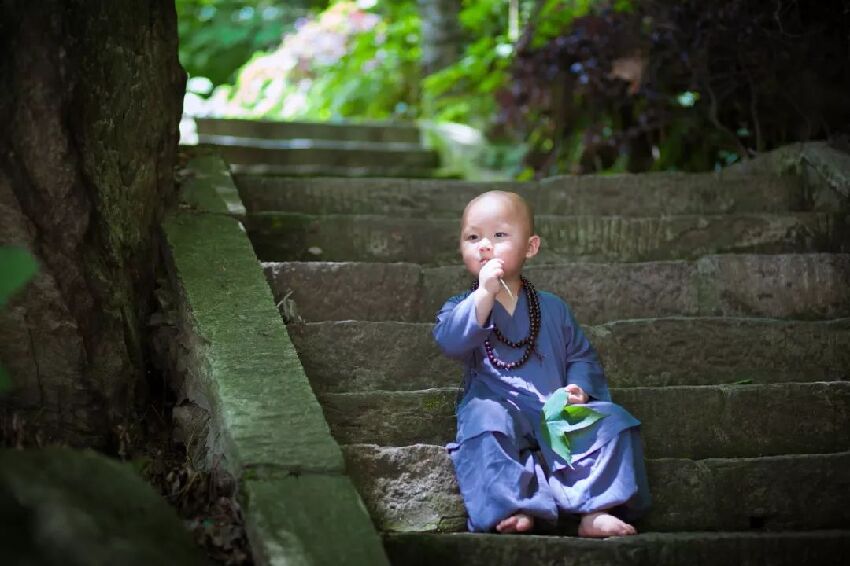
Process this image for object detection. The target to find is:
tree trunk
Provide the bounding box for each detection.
[417,0,464,75]
[0,0,186,447]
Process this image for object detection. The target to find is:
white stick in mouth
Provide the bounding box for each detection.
[499,277,514,299]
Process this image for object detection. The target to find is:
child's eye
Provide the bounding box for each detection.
[466,234,479,241]
[494,232,508,238]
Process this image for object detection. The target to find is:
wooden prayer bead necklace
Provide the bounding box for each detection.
[471,275,541,369]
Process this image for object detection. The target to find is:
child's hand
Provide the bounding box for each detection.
[478,258,505,296]
[565,384,589,404]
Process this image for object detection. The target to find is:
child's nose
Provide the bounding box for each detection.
[478,238,493,253]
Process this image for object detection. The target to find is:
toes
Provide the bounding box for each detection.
[496,516,518,533]
[516,515,533,532]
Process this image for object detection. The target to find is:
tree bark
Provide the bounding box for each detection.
[417,0,464,75]
[0,0,186,447]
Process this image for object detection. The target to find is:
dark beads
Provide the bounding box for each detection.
[471,275,541,370]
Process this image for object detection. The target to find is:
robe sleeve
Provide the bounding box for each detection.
[432,292,493,360]
[560,298,612,402]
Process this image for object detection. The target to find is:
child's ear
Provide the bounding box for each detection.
[526,234,541,258]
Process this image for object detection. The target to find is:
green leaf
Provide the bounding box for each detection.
[540,389,607,465]
[542,387,569,421]
[562,404,606,431]
[547,425,573,463]
[0,246,38,308]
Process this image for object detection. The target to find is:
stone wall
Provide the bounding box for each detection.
[0,1,186,446]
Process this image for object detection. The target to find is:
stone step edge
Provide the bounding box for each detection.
[248,211,847,265]
[291,318,848,392]
[195,116,422,131]
[344,442,850,463]
[383,529,850,541]
[250,210,837,220]
[382,530,850,565]
[265,255,850,324]
[346,444,850,534]
[321,381,850,401]
[237,172,809,219]
[231,165,440,178]
[298,315,850,330]
[320,382,850,458]
[199,134,433,153]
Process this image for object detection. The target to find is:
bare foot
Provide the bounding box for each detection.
[577,512,637,538]
[496,513,534,534]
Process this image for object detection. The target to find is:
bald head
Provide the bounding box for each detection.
[461,191,535,238]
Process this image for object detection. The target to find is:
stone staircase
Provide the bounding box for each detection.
[195,117,440,178]
[227,134,850,564]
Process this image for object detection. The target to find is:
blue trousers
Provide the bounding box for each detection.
[448,427,651,532]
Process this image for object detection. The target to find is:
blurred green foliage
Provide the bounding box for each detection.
[176,0,330,86]
[179,0,849,177]
[284,1,421,120]
[421,0,509,127]
[192,1,420,120]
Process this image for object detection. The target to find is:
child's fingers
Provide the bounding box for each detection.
[565,384,588,404]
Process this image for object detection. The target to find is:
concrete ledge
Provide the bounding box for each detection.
[164,212,343,475]
[243,475,388,565]
[163,152,387,564]
[177,151,245,218]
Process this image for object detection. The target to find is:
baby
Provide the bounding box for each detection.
[433,190,651,536]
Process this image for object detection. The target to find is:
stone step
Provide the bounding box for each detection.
[245,212,849,264]
[232,163,440,178]
[236,174,806,217]
[344,444,850,534]
[288,319,850,393]
[202,135,427,154]
[200,142,439,178]
[195,117,421,144]
[318,382,850,458]
[200,138,438,168]
[383,530,850,566]
[266,254,850,323]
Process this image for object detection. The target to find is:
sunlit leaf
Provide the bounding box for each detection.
[541,388,606,465]
[542,387,568,421]
[562,404,606,431]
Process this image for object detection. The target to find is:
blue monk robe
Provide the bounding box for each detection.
[433,288,651,532]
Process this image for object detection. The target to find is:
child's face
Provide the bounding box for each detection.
[459,195,539,280]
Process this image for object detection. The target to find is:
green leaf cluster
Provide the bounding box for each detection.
[176,1,325,86]
[298,3,421,120]
[201,1,421,121]
[421,0,512,127]
[0,246,39,392]
[540,388,606,464]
